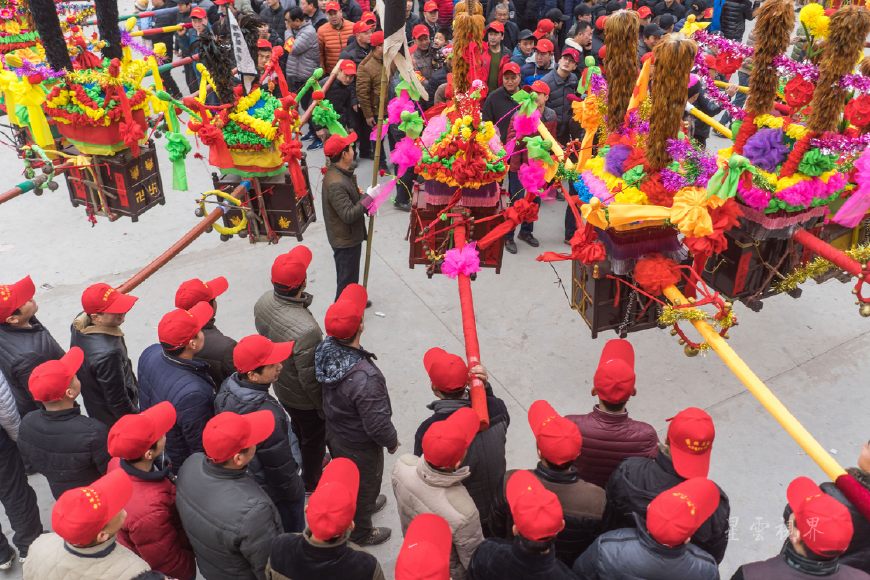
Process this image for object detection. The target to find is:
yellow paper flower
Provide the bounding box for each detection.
[799,3,829,38]
[615,186,648,205]
[670,187,713,237]
[784,123,810,140]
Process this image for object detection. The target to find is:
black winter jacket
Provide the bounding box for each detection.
[214,373,305,504]
[265,529,386,580]
[138,344,216,471]
[339,37,371,64]
[489,463,604,564]
[17,406,110,498]
[731,542,869,580]
[70,313,138,427]
[482,86,520,142]
[602,449,731,563]
[540,69,578,137]
[574,513,719,579]
[176,453,282,580]
[719,0,754,42]
[196,322,237,389]
[414,387,509,529]
[0,319,64,416]
[314,337,398,450]
[468,536,577,580]
[325,80,359,136]
[653,0,686,19]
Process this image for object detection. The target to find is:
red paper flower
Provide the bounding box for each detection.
[640,172,674,207]
[845,94,870,129]
[713,53,743,76]
[312,90,325,101]
[784,76,815,110]
[634,254,681,295]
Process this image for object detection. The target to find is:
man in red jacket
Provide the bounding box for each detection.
[107,401,196,580]
[565,339,658,488]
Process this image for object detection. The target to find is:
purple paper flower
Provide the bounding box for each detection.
[605,144,632,176]
[666,138,692,162]
[840,73,870,95]
[743,128,789,172]
[773,55,819,83]
[695,152,719,187]
[660,168,687,192]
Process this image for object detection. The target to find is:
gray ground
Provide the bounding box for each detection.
[0,14,868,580]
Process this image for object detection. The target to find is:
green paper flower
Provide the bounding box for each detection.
[512,90,538,117]
[797,149,837,177]
[399,111,424,138]
[621,165,646,187]
[523,136,553,164]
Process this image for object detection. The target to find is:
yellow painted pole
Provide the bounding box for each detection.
[686,103,733,138]
[714,80,749,94]
[661,284,847,481]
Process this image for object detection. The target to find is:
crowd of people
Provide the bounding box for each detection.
[0,244,868,579]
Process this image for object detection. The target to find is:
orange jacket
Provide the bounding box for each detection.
[317,19,353,72]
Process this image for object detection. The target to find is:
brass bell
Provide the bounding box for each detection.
[860,303,870,318]
[684,345,700,357]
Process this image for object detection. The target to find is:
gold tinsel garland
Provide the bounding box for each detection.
[658,305,737,353]
[774,245,870,293]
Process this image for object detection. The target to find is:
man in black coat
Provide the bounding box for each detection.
[653,0,686,19]
[0,276,65,418]
[602,407,731,564]
[266,458,387,579]
[719,0,754,42]
[215,335,305,533]
[413,347,509,537]
[259,0,287,37]
[0,426,42,567]
[175,277,237,389]
[575,478,721,579]
[150,0,184,98]
[17,347,110,499]
[326,60,360,133]
[482,61,521,142]
[71,283,139,427]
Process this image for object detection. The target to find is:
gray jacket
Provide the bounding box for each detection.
[254,291,323,411]
[176,453,282,580]
[0,371,20,440]
[322,165,367,249]
[541,69,578,136]
[285,21,320,80]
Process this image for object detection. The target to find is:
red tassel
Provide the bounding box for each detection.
[634,254,681,295]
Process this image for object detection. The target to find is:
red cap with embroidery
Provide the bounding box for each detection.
[423,347,468,392]
[487,21,504,33]
[787,476,854,557]
[647,478,721,547]
[324,131,358,157]
[535,38,554,53]
[353,20,374,34]
[422,407,479,469]
[81,283,138,315]
[395,514,452,580]
[502,62,521,75]
[340,59,357,75]
[424,1,438,11]
[534,18,554,38]
[28,347,84,402]
[233,334,294,374]
[257,38,272,50]
[0,275,35,320]
[593,339,636,404]
[175,276,229,310]
[506,470,564,541]
[52,469,133,546]
[190,6,207,18]
[325,1,339,11]
[527,400,582,465]
[324,283,367,339]
[637,6,652,17]
[371,30,384,46]
[203,410,275,463]
[271,245,313,288]
[413,24,430,38]
[361,10,377,23]
[108,401,176,460]
[157,301,214,348]
[524,79,550,95]
[307,458,359,539]
[667,407,715,479]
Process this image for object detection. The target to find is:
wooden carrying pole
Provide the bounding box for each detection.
[362,65,390,287]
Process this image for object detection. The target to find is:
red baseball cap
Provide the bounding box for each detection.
[524,79,550,95]
[667,407,715,479]
[190,6,207,18]
[647,478,721,547]
[271,245,313,288]
[487,21,504,34]
[527,400,582,465]
[52,469,133,546]
[233,334,294,374]
[0,275,35,320]
[502,62,521,76]
[81,283,138,315]
[534,18,554,38]
[107,401,176,460]
[424,0,438,12]
[371,30,384,46]
[324,131,358,157]
[595,15,607,30]
[361,10,377,23]
[395,514,452,580]
[307,457,359,539]
[28,347,84,402]
[422,407,479,470]
[787,476,854,557]
[593,339,636,404]
[637,5,652,18]
[561,47,580,63]
[324,1,339,11]
[157,301,214,348]
[175,276,229,310]
[324,283,367,339]
[598,45,607,60]
[535,38,554,53]
[203,410,275,463]
[353,20,374,34]
[413,24,430,39]
[506,470,564,541]
[340,59,357,75]
[423,347,468,392]
[257,38,272,50]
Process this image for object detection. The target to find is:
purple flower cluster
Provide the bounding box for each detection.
[840,73,870,95]
[589,74,607,97]
[12,59,66,79]
[692,30,754,59]
[120,31,160,61]
[661,168,687,192]
[810,132,870,156]
[772,55,819,83]
[695,152,718,187]
[693,50,746,121]
[666,138,693,161]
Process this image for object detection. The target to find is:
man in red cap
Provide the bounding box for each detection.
[24,470,150,579]
[177,5,212,93]
[421,0,439,38]
[175,275,237,387]
[255,245,327,493]
[215,334,305,532]
[341,19,373,63]
[356,30,385,160]
[106,402,196,580]
[70,282,139,427]
[266,458,387,579]
[322,58,360,146]
[395,513,452,580]
[137,302,217,472]
[482,60,522,141]
[520,37,553,89]
[18,347,110,499]
[315,283,398,546]
[489,400,604,564]
[602,406,731,563]
[566,339,658,488]
[393,407,484,579]
[176,411,282,580]
[469,470,575,578]
[413,347,508,536]
[317,1,352,74]
[733,476,867,579]
[411,24,436,82]
[0,275,65,418]
[480,21,510,93]
[574,478,721,579]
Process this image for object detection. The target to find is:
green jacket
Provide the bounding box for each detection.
[322,165,367,248]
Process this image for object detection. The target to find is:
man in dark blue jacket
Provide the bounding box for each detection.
[138,302,216,472]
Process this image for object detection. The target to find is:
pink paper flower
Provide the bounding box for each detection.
[512,110,541,139]
[738,182,772,210]
[581,171,613,204]
[367,179,397,214]
[392,137,422,175]
[441,243,481,278]
[421,115,448,148]
[519,160,546,194]
[387,91,416,125]
[488,134,504,154]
